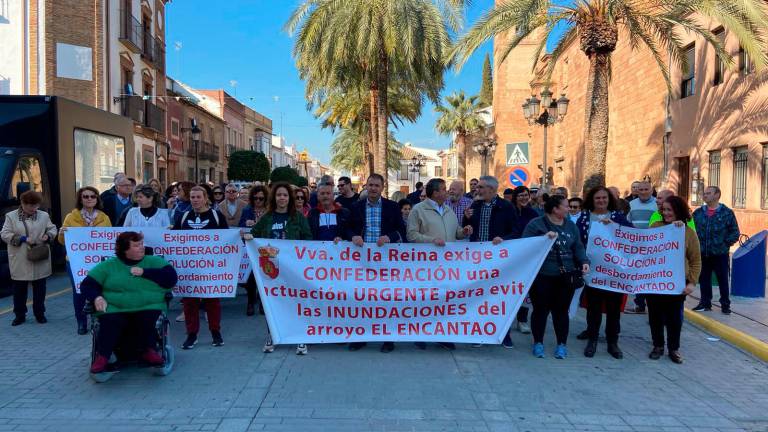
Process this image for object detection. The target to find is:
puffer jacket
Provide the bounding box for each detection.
[692,204,740,256]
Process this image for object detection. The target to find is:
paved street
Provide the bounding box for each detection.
[0,274,767,432]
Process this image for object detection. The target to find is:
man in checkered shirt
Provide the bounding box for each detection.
[462,176,521,348]
[347,173,405,353]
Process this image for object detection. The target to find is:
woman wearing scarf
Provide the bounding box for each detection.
[58,186,111,335]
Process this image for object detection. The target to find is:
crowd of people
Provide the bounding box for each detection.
[1,170,741,370]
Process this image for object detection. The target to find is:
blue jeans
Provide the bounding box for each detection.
[66,262,87,326]
[699,254,731,308]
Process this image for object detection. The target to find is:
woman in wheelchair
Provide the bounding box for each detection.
[81,231,177,374]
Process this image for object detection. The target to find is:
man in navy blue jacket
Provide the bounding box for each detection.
[347,173,405,353]
[463,176,520,243]
[462,176,520,348]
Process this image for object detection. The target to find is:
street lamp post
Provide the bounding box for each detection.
[522,89,569,189]
[182,120,202,183]
[473,129,498,177]
[408,155,426,190]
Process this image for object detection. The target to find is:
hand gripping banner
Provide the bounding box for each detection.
[246,237,554,344]
[64,227,242,298]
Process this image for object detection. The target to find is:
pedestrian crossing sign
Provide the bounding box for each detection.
[506,142,529,166]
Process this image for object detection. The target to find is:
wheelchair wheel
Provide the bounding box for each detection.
[154,345,174,376]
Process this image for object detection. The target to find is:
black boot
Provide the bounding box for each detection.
[576,329,589,340]
[11,316,25,326]
[246,303,255,316]
[583,340,597,358]
[607,342,623,359]
[77,321,88,335]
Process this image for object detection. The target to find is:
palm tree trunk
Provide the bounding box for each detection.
[363,126,374,179]
[456,133,466,184]
[582,52,610,194]
[375,48,389,192]
[369,83,380,179]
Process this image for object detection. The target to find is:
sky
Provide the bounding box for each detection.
[165,0,569,165]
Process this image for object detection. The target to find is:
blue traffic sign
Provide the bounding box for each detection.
[508,166,530,187]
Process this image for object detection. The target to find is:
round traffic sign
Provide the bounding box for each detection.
[508,166,531,187]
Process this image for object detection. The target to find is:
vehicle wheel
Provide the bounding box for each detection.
[154,345,174,376]
[90,371,118,383]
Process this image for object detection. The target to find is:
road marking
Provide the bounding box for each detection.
[0,287,71,316]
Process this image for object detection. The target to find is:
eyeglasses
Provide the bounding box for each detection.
[296,196,305,200]
[569,205,580,210]
[81,194,97,199]
[225,190,237,194]
[254,196,265,201]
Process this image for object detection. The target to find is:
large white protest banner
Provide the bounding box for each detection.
[65,228,242,298]
[246,237,554,344]
[586,223,686,295]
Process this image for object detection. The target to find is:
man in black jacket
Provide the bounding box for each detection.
[347,173,405,353]
[463,176,520,349]
[407,182,424,206]
[463,176,520,243]
[308,183,350,241]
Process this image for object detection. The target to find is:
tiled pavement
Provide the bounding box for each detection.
[0,274,767,432]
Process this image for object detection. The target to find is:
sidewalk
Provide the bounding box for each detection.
[683,284,768,361]
[0,273,767,431]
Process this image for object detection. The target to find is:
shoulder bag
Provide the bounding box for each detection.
[543,216,584,291]
[22,217,50,262]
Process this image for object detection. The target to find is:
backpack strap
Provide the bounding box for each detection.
[180,210,191,227]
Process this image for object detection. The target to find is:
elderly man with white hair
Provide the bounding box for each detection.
[447,180,473,227]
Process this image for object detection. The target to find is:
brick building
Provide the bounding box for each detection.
[0,0,170,186]
[166,78,226,184]
[491,16,768,236]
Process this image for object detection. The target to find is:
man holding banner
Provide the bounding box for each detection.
[407,178,470,351]
[347,174,405,353]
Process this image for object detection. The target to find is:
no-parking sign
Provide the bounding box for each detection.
[506,166,531,187]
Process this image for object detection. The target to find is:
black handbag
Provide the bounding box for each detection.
[22,217,50,262]
[543,217,584,291]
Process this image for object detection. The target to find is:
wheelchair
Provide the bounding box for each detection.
[85,291,175,383]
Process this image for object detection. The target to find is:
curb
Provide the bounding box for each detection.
[684,309,768,362]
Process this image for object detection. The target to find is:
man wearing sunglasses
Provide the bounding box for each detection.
[218,184,247,227]
[334,176,359,210]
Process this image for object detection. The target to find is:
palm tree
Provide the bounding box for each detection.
[435,91,486,183]
[452,0,768,191]
[313,85,422,176]
[286,0,463,181]
[331,127,403,177]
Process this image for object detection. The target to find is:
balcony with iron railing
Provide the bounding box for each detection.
[119,9,166,71]
[118,95,165,133]
[119,9,142,54]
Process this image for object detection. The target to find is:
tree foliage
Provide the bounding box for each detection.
[227,151,270,183]
[479,53,493,108]
[286,0,464,184]
[435,91,486,183]
[330,127,403,175]
[451,0,768,191]
[270,166,303,186]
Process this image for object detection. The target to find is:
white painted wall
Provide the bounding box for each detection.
[0,0,24,94]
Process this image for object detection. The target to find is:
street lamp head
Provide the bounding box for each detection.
[540,88,553,108]
[191,125,202,141]
[528,95,540,118]
[547,102,558,121]
[557,93,570,119]
[522,99,532,120]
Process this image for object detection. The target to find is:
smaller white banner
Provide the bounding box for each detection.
[64,227,242,298]
[585,223,686,295]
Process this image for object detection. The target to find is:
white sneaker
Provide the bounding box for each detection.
[517,321,531,334]
[296,344,308,355]
[175,312,185,323]
[263,335,275,353]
